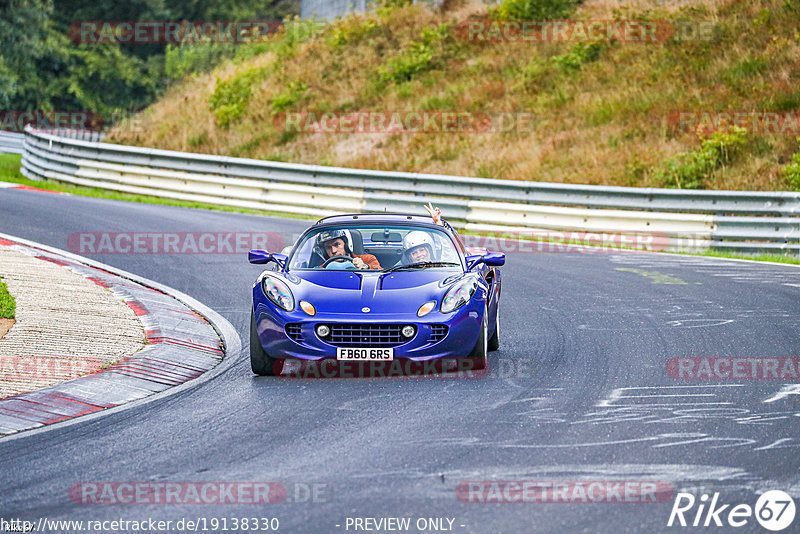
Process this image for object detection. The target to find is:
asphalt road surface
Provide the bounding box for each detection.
[1,188,799,534]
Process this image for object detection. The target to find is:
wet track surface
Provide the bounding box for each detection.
[1,188,799,533]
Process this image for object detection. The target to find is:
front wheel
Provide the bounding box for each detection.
[467,307,488,369]
[250,309,277,376]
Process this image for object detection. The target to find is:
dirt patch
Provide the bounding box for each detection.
[0,318,14,340]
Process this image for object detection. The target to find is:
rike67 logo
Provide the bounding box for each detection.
[668,490,796,531]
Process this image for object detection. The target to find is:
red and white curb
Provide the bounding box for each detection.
[0,180,65,194]
[0,234,237,437]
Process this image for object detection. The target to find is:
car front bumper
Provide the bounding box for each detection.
[253,298,484,361]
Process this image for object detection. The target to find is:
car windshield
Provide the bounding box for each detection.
[287,225,462,271]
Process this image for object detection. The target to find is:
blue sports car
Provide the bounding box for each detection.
[248,214,504,376]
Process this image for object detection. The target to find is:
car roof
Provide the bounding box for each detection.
[314,213,446,228]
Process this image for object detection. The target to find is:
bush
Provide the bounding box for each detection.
[271,80,309,113]
[377,23,449,84]
[209,67,268,127]
[551,42,603,72]
[494,0,579,20]
[373,0,414,18]
[165,41,236,80]
[274,16,326,61]
[783,137,800,190]
[654,126,748,189]
[379,43,433,84]
[514,58,555,93]
[328,17,380,50]
[0,275,15,319]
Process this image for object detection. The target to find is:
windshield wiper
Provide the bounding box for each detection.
[381,261,460,273]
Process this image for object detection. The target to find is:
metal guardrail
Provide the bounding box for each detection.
[19,128,800,255]
[301,0,366,20]
[3,129,103,155]
[300,0,448,21]
[0,131,25,154]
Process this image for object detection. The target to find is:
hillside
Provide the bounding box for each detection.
[108,0,800,191]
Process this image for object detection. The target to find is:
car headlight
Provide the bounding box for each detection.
[440,278,477,313]
[262,275,294,311]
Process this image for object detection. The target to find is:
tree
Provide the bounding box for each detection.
[0,0,53,109]
[1,0,300,119]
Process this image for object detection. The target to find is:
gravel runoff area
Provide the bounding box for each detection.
[0,245,145,399]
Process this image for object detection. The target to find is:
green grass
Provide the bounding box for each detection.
[0,153,25,181]
[674,250,800,266]
[0,276,15,319]
[3,154,798,265]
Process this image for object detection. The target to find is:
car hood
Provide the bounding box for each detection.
[282,269,464,316]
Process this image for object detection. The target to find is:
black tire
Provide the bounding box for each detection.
[467,307,488,369]
[250,309,277,376]
[488,302,500,352]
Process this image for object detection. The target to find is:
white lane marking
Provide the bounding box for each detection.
[620,394,718,398]
[598,403,734,406]
[498,436,664,448]
[509,392,564,404]
[651,435,757,449]
[0,181,18,188]
[764,384,800,403]
[618,384,742,390]
[666,319,734,328]
[753,438,800,451]
[499,433,755,450]
[597,385,743,407]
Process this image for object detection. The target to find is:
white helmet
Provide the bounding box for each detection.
[403,231,434,261]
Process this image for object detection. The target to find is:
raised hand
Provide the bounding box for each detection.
[424,202,442,225]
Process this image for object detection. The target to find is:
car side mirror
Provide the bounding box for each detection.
[249,250,288,269]
[466,252,506,270]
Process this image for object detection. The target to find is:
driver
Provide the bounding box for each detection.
[314,229,381,270]
[399,231,436,265]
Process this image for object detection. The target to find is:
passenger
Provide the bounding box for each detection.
[400,231,435,265]
[314,229,381,270]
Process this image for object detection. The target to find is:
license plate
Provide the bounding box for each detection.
[336,347,394,361]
